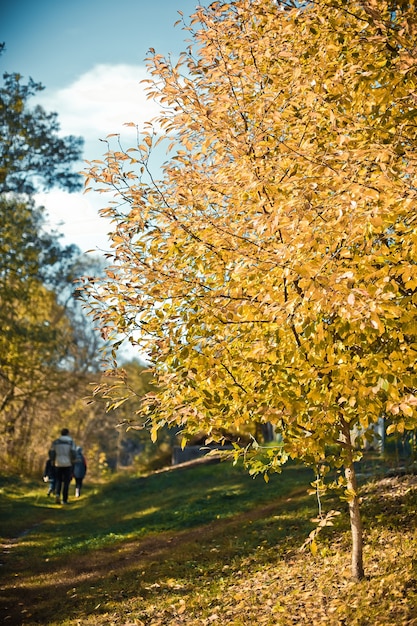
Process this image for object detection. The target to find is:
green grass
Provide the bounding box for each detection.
[0,473,48,537]
[1,459,416,625]
[1,461,313,559]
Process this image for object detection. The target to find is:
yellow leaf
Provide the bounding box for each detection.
[150,425,158,443]
[399,403,413,417]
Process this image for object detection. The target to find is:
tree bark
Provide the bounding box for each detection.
[341,418,365,580]
[344,461,364,580]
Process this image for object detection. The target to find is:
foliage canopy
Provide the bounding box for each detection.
[0,71,83,194]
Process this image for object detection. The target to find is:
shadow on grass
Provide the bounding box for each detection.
[1,483,318,624]
[17,463,314,558]
[0,462,315,624]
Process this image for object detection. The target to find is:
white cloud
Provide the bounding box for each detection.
[35,63,163,254]
[37,188,114,253]
[36,63,161,150]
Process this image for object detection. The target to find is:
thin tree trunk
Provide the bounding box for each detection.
[344,461,364,580]
[341,418,365,580]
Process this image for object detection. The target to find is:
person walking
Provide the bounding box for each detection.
[43,457,56,496]
[49,428,76,505]
[73,446,87,498]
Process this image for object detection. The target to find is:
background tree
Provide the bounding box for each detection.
[83,0,417,579]
[88,359,174,471]
[0,70,83,194]
[0,194,108,470]
[0,48,109,471]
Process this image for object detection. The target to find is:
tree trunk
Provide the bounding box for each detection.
[344,461,364,580]
[260,422,275,443]
[341,417,365,580]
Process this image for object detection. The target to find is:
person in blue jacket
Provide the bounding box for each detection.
[73,446,87,498]
[43,458,56,496]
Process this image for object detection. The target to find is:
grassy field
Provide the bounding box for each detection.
[0,458,416,625]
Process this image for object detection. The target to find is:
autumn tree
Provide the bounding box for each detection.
[84,359,167,471]
[0,70,83,194]
[0,195,108,469]
[83,0,417,579]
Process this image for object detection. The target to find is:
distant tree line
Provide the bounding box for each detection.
[0,43,165,475]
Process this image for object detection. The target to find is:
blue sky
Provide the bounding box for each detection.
[1,0,200,252]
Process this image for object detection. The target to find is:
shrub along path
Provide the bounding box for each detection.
[1,461,416,625]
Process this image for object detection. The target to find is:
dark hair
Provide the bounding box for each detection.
[61,428,69,436]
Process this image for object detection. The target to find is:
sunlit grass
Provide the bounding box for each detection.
[1,461,313,558]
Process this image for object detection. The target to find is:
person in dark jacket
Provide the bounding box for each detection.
[49,428,77,504]
[73,446,87,498]
[43,458,56,496]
